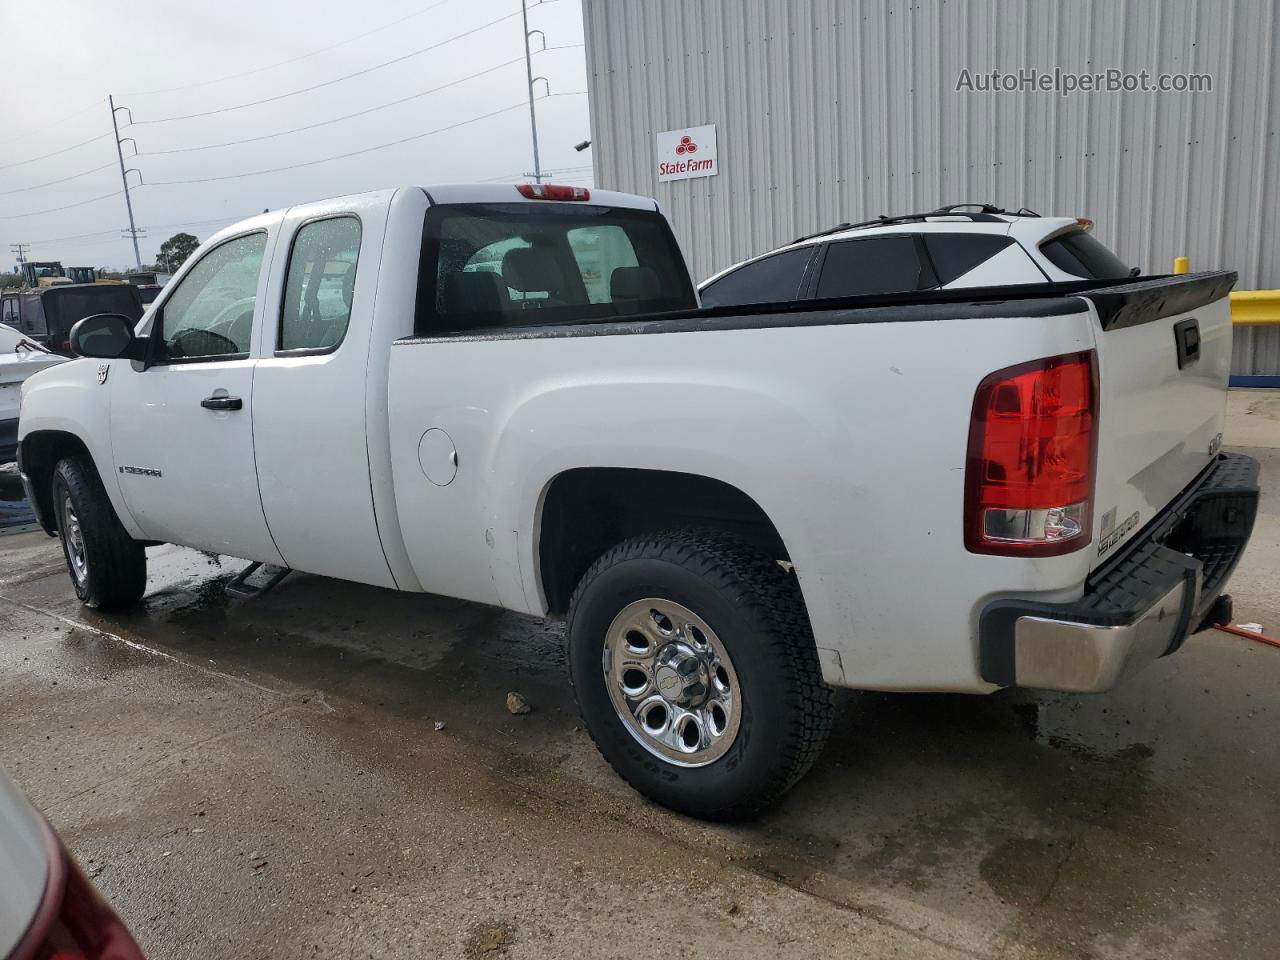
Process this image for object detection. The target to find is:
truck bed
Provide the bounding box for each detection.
[387,269,1238,692]
[396,271,1235,343]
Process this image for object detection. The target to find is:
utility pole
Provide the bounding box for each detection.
[9,243,29,266]
[521,0,544,183]
[109,95,143,270]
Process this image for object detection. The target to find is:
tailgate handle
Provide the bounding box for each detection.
[1174,318,1200,369]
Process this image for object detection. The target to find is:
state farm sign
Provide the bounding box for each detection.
[655,124,718,182]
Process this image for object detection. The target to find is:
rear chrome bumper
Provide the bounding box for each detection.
[979,453,1260,693]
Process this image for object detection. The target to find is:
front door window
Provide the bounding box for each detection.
[155,233,267,361]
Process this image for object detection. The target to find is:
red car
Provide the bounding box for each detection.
[1,770,144,960]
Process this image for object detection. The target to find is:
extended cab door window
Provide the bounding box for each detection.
[815,236,933,298]
[1,297,16,327]
[698,247,815,308]
[153,232,267,362]
[278,216,361,353]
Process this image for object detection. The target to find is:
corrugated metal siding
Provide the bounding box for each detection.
[582,0,1280,375]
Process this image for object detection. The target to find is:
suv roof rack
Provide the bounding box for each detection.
[790,203,1041,245]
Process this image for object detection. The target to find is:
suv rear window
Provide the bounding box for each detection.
[417,203,696,335]
[1039,230,1131,279]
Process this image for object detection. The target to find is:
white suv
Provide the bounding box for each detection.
[698,204,1137,307]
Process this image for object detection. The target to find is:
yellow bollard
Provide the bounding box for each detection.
[1173,256,1190,274]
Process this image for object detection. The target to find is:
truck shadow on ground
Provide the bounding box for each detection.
[66,552,1280,958]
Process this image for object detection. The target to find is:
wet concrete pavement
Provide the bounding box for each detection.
[2,391,1278,959]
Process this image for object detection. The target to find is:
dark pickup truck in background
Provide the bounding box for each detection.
[1,285,145,355]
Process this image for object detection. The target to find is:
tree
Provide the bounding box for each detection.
[156,233,199,273]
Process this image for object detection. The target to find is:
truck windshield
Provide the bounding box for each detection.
[417,203,696,335]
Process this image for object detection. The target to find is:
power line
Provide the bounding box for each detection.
[129,10,523,126]
[140,92,585,187]
[23,228,122,247]
[0,131,113,172]
[6,99,105,144]
[0,190,123,221]
[121,0,457,98]
[142,101,533,186]
[0,161,117,197]
[25,232,132,252]
[22,215,249,249]
[477,163,593,183]
[138,58,525,156]
[143,215,252,232]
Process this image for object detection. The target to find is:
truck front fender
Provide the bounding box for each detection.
[18,359,140,539]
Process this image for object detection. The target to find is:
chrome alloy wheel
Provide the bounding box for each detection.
[62,494,88,586]
[602,598,742,767]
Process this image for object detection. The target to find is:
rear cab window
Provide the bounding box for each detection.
[1039,230,1131,279]
[417,203,696,335]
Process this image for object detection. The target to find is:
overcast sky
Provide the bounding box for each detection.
[0,0,592,270]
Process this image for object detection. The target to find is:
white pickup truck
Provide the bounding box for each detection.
[17,184,1260,819]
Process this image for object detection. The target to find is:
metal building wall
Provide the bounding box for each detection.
[582,0,1280,374]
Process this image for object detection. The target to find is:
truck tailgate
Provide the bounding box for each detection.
[1085,272,1238,569]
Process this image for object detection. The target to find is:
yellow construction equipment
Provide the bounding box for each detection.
[19,262,71,289]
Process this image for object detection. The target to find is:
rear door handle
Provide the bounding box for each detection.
[201,395,243,411]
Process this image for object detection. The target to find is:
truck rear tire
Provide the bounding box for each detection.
[566,530,833,820]
[51,456,147,610]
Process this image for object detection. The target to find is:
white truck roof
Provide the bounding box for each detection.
[423,184,658,211]
[202,184,658,250]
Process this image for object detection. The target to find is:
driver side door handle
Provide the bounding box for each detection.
[201,395,243,411]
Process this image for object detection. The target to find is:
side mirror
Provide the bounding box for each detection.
[69,314,146,361]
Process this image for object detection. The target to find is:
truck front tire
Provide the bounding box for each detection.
[566,531,833,820]
[51,456,147,610]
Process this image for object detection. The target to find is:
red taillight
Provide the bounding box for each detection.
[1075,217,1094,231]
[515,183,590,201]
[36,858,145,960]
[965,350,1098,556]
[11,819,145,960]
